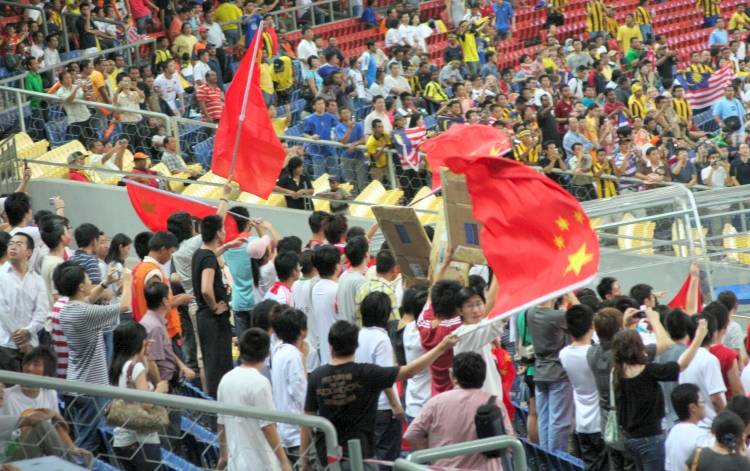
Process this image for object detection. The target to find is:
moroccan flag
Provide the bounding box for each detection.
[420,124,512,189]
[443,142,600,320]
[125,181,239,241]
[211,30,285,198]
[668,274,703,312]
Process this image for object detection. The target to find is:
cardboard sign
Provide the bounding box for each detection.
[429,206,471,284]
[440,168,486,265]
[371,206,432,282]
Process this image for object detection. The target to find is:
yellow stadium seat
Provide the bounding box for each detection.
[671,220,707,257]
[237,192,269,205]
[14,132,33,149]
[349,180,387,218]
[722,224,750,265]
[181,172,227,200]
[312,174,330,193]
[617,213,655,254]
[14,132,49,160]
[410,187,441,225]
[379,188,404,206]
[29,141,86,179]
[150,163,189,193]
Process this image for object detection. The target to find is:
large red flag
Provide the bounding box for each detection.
[420,124,512,189]
[211,30,285,198]
[443,136,600,319]
[126,181,239,241]
[668,273,703,312]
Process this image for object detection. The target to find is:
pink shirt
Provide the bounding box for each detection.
[128,0,150,19]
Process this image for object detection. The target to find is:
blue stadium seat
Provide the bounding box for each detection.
[47,105,65,122]
[0,67,9,79]
[44,119,69,147]
[192,135,214,168]
[161,449,204,471]
[176,380,214,400]
[60,50,81,62]
[180,415,220,467]
[93,459,119,471]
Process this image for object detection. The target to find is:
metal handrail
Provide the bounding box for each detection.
[0,0,48,37]
[0,369,343,471]
[405,435,527,471]
[61,12,129,53]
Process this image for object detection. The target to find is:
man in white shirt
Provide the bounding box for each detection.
[664,383,710,471]
[309,245,340,365]
[296,27,318,73]
[43,34,61,70]
[336,236,369,325]
[680,313,727,429]
[363,96,393,135]
[559,305,603,468]
[3,193,47,275]
[355,291,403,465]
[193,50,212,86]
[217,328,292,471]
[263,252,299,305]
[55,71,92,142]
[397,12,416,47]
[154,60,185,116]
[384,62,411,97]
[270,309,308,461]
[0,233,49,372]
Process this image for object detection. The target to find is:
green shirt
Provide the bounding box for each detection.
[24,72,43,109]
[516,310,535,377]
[624,48,642,66]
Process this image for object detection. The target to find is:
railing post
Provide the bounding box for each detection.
[62,18,71,52]
[346,439,365,471]
[387,149,398,190]
[15,90,25,133]
[169,117,181,154]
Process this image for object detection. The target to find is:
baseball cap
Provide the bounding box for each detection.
[199,26,208,33]
[247,235,271,259]
[133,152,149,160]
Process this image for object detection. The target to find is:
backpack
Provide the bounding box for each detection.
[474,395,507,458]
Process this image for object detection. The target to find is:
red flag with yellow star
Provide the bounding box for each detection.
[420,124,512,189]
[443,152,600,320]
[126,181,239,241]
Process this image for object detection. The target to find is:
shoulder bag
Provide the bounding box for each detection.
[106,361,170,434]
[603,370,624,450]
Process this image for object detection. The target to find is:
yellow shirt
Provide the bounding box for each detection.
[459,31,479,63]
[366,134,392,168]
[173,34,198,59]
[617,24,643,52]
[628,93,647,119]
[586,0,606,33]
[154,49,173,66]
[542,57,558,72]
[260,62,274,94]
[729,11,750,30]
[271,56,294,92]
[634,6,651,25]
[272,117,288,135]
[89,70,106,102]
[215,2,242,31]
[673,97,692,124]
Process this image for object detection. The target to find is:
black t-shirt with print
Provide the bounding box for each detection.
[305,362,399,459]
[192,248,228,311]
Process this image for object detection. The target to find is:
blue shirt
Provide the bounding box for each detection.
[562,131,593,158]
[243,14,262,48]
[223,241,255,311]
[709,29,728,47]
[492,2,514,32]
[304,112,340,155]
[317,64,340,81]
[335,121,365,158]
[69,249,102,285]
[713,97,744,120]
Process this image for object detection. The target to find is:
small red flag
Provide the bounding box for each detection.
[126,181,239,241]
[668,274,703,311]
[420,124,512,189]
[443,136,600,319]
[211,31,285,198]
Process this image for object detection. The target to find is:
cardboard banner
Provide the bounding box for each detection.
[429,206,471,284]
[440,168,487,265]
[371,206,432,283]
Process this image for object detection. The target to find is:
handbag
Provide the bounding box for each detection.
[603,370,624,450]
[106,362,170,434]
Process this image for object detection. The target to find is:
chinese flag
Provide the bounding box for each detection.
[211,32,285,198]
[668,274,703,311]
[420,124,512,189]
[443,144,600,320]
[126,181,239,241]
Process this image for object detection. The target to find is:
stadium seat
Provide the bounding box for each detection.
[722,223,750,265]
[150,162,191,193]
[44,119,69,147]
[14,132,49,159]
[409,186,442,225]
[617,213,655,254]
[181,172,240,200]
[671,220,707,257]
[349,180,387,219]
[29,140,86,179]
[191,136,215,168]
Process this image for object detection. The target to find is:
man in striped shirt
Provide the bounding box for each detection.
[634,0,653,44]
[672,85,693,128]
[696,0,721,27]
[586,0,607,40]
[69,223,102,287]
[196,70,224,124]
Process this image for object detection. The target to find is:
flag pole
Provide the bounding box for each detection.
[227,23,265,182]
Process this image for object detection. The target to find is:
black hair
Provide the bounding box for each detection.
[664,309,695,341]
[33,210,53,227]
[375,249,396,275]
[629,284,654,306]
[105,233,132,264]
[596,277,618,300]
[133,231,153,260]
[278,236,302,255]
[53,261,87,297]
[712,410,745,453]
[250,300,278,332]
[22,346,56,377]
[200,214,223,243]
[74,223,100,248]
[167,212,194,243]
[144,282,170,310]
[431,280,463,319]
[692,313,717,347]
[228,206,250,233]
[4,193,30,226]
[328,320,359,357]
[271,308,304,344]
[346,226,366,241]
[467,275,487,295]
[671,383,701,422]
[703,301,730,332]
[718,290,739,313]
[109,321,148,385]
[39,215,68,250]
[312,244,340,278]
[401,283,429,318]
[148,231,179,252]
[0,232,9,259]
[566,304,595,339]
[452,352,486,389]
[286,156,304,175]
[274,251,299,282]
[344,235,369,266]
[239,328,270,363]
[308,211,329,234]
[323,214,348,244]
[457,286,486,311]
[360,291,391,329]
[299,250,315,276]
[727,395,750,427]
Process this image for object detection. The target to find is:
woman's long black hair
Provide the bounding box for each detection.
[105,233,133,265]
[108,321,148,386]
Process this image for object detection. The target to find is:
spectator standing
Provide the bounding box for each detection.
[303,97,340,178]
[492,0,514,40]
[730,142,750,186]
[365,119,392,183]
[664,383,710,471]
[686,410,750,470]
[336,236,369,325]
[263,252,300,305]
[223,207,256,338]
[354,249,398,325]
[196,70,224,123]
[154,60,185,117]
[23,58,44,140]
[704,302,745,399]
[55,71,94,145]
[69,223,103,286]
[309,245,341,365]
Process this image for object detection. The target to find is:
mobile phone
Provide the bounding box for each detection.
[48,197,55,206]
[636,305,647,319]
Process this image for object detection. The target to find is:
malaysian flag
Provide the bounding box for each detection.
[393,124,426,171]
[674,64,735,110]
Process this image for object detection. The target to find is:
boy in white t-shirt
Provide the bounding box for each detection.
[664,383,710,471]
[559,304,604,468]
[309,245,341,365]
[264,252,300,306]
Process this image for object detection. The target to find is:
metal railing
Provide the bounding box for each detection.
[61,12,130,54]
[220,0,352,34]
[0,369,344,471]
[0,0,48,37]
[404,435,527,471]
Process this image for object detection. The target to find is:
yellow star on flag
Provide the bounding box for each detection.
[573,211,584,224]
[553,235,565,250]
[141,200,157,214]
[489,144,502,156]
[564,243,594,277]
[555,217,570,231]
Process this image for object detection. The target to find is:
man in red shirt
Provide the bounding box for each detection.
[417,279,463,395]
[554,85,575,134]
[128,152,160,188]
[196,70,224,123]
[705,302,745,399]
[67,151,91,183]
